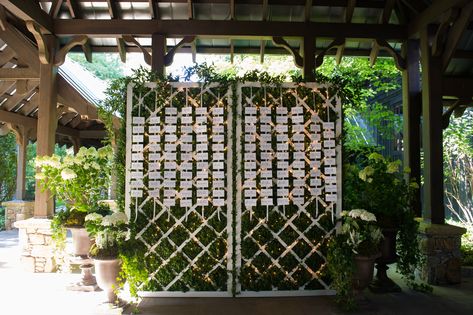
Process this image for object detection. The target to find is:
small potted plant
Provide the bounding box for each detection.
[327,209,383,310]
[35,146,113,257]
[85,210,128,303]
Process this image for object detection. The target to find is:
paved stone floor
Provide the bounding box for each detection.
[1,229,473,315]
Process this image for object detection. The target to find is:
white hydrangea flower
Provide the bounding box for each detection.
[35,173,46,180]
[61,168,77,180]
[360,211,377,222]
[348,209,364,218]
[368,152,384,162]
[386,161,400,174]
[110,212,128,225]
[85,213,103,221]
[91,162,100,169]
[101,215,113,226]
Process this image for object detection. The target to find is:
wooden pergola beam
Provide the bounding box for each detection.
[106,0,119,19]
[0,68,38,79]
[441,2,473,72]
[408,0,469,37]
[53,20,407,40]
[2,0,54,33]
[443,76,473,98]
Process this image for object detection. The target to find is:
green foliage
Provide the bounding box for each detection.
[461,243,473,266]
[443,109,473,227]
[35,146,113,213]
[68,53,124,81]
[0,132,17,203]
[85,206,127,259]
[326,234,356,311]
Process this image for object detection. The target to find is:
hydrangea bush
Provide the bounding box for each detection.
[35,146,113,214]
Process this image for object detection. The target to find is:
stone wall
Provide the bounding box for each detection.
[14,218,56,273]
[2,200,34,230]
[418,222,466,285]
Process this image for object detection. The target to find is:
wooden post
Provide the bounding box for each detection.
[401,39,422,217]
[15,127,28,200]
[303,36,315,82]
[151,33,166,76]
[34,35,58,218]
[420,27,444,224]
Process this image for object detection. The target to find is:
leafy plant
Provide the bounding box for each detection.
[85,209,128,260]
[327,209,383,310]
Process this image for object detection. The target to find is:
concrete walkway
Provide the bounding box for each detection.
[1,230,473,315]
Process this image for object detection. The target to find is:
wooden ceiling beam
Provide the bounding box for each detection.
[149,0,159,19]
[443,76,473,98]
[19,92,39,115]
[2,0,54,33]
[408,0,469,37]
[54,20,407,40]
[304,0,312,22]
[34,0,386,8]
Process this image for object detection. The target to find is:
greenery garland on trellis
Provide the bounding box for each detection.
[100,65,346,296]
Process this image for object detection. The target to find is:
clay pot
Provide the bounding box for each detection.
[353,253,380,293]
[94,258,121,303]
[69,227,92,257]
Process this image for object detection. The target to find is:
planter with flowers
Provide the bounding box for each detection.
[35,146,113,257]
[85,211,128,303]
[344,152,429,292]
[327,209,383,310]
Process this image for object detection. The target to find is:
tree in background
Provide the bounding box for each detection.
[444,109,473,232]
[0,132,17,202]
[68,53,125,81]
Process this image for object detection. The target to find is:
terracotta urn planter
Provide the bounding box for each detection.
[69,227,93,257]
[94,258,121,303]
[353,253,381,293]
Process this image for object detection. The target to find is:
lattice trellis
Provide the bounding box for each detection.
[126,82,231,293]
[236,83,341,294]
[125,81,341,296]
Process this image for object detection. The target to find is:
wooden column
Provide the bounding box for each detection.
[401,39,422,217]
[34,35,58,218]
[420,27,444,224]
[303,36,315,82]
[151,33,166,76]
[15,127,28,200]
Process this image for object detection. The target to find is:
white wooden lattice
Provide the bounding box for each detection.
[125,82,341,297]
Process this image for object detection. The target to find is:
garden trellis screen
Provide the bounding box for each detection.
[125,82,341,297]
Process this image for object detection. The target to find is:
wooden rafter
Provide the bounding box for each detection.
[0,68,38,79]
[149,0,159,19]
[50,0,65,18]
[304,0,312,22]
[187,0,193,19]
[441,1,473,72]
[335,0,356,65]
[1,84,38,111]
[66,0,83,19]
[106,0,119,19]
[53,20,407,40]
[431,8,460,57]
[230,0,235,20]
[2,0,54,33]
[0,47,17,66]
[19,93,39,115]
[260,0,268,63]
[408,0,469,37]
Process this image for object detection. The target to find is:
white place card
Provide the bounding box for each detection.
[132,117,145,124]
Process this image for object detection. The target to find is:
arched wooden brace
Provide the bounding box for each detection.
[372,39,406,70]
[26,21,50,64]
[271,36,303,68]
[164,36,196,66]
[122,35,152,66]
[315,37,345,68]
[54,35,92,66]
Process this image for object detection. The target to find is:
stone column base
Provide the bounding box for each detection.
[14,218,56,273]
[2,200,34,230]
[418,221,466,285]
